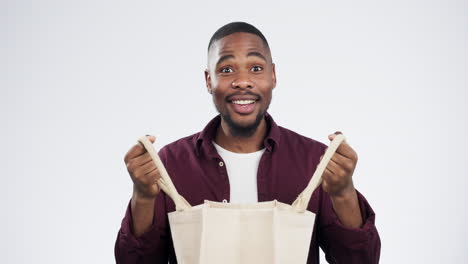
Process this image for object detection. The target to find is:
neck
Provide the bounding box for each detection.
[214,116,267,153]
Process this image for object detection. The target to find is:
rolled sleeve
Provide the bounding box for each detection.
[115,147,173,264]
[317,189,381,264]
[114,193,171,264]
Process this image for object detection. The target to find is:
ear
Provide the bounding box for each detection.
[204,69,213,94]
[271,63,277,89]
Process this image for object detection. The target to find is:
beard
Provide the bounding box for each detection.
[221,108,267,138]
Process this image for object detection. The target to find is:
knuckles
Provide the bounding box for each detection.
[343,161,355,172]
[123,153,131,164]
[146,168,159,179]
[126,159,137,173]
[337,169,347,178]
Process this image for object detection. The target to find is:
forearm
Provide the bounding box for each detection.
[131,190,156,237]
[115,193,170,263]
[330,186,363,229]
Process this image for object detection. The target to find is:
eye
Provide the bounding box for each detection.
[251,66,263,72]
[220,67,233,73]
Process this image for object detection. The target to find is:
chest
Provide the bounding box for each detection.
[165,149,319,212]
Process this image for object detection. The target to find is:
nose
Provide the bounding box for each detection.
[231,72,253,89]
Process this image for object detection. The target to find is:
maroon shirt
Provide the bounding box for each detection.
[115,113,381,263]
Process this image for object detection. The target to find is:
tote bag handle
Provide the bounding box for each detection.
[138,136,192,211]
[292,134,346,213]
[139,134,346,213]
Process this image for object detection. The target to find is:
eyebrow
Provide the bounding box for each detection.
[247,51,267,62]
[216,51,268,67]
[216,55,235,67]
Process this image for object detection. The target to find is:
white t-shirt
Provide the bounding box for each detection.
[212,140,265,203]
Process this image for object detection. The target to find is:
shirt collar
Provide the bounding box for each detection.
[194,112,281,157]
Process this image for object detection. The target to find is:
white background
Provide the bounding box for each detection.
[2,0,467,263]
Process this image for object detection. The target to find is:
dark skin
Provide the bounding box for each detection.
[125,32,362,237]
[205,32,276,153]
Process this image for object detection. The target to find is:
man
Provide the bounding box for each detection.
[115,22,381,263]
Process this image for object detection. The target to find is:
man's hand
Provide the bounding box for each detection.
[321,131,363,229]
[124,135,161,199]
[124,135,162,237]
[321,132,358,199]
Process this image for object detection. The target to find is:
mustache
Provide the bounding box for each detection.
[226,91,261,101]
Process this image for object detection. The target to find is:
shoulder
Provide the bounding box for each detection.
[158,132,200,156]
[277,125,327,154]
[158,132,200,160]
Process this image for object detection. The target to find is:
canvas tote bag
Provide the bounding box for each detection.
[138,134,346,264]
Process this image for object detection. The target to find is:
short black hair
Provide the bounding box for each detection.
[207,22,270,51]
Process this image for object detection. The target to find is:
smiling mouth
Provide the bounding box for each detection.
[228,99,258,115]
[230,99,256,105]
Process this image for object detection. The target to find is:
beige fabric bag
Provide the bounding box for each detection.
[138,134,346,264]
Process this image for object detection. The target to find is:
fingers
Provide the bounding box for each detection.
[133,161,160,185]
[327,131,343,141]
[124,144,145,164]
[323,132,357,196]
[321,167,334,193]
[136,158,157,176]
[320,152,352,178]
[322,161,346,194]
[322,153,352,188]
[147,135,156,143]
[320,147,355,173]
[145,167,161,183]
[134,152,153,167]
[125,135,162,198]
[124,135,156,163]
[321,178,330,193]
[322,160,337,183]
[331,152,356,174]
[336,144,358,161]
[326,158,340,175]
[328,131,358,161]
[125,152,152,173]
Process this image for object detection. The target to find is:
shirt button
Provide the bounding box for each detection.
[218,161,224,167]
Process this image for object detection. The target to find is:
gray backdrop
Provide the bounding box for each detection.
[2,0,467,263]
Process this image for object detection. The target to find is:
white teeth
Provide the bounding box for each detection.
[232,100,255,105]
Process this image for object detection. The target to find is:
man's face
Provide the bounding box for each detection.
[205,32,276,136]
